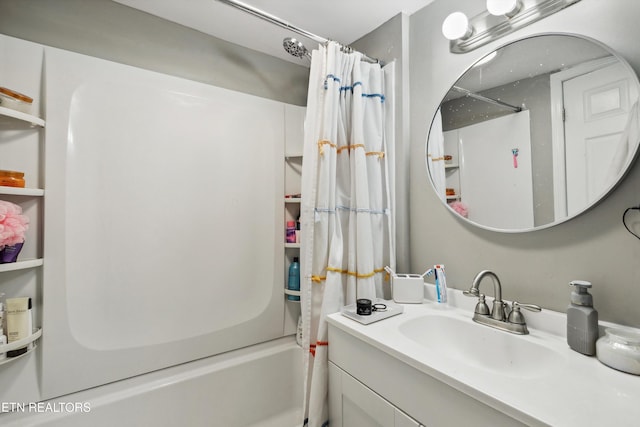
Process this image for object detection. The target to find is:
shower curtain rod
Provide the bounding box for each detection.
[452,86,522,112]
[215,0,381,64]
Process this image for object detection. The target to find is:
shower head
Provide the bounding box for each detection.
[283,37,309,59]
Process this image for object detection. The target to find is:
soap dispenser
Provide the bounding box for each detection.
[567,280,599,356]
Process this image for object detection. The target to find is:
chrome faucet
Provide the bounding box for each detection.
[464,270,541,335]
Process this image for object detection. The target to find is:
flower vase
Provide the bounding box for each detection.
[0,242,24,263]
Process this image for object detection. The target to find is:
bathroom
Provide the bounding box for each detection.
[0,0,639,426]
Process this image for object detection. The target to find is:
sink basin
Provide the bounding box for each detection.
[399,314,565,379]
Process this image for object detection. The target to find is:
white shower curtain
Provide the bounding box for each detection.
[299,42,395,427]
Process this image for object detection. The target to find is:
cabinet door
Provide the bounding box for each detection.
[329,362,422,427]
[342,370,395,427]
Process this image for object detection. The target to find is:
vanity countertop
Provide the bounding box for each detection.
[327,286,640,426]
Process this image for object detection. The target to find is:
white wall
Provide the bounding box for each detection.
[410,0,640,327]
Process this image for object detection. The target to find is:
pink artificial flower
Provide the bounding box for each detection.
[0,201,29,248]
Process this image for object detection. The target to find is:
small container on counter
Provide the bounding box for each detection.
[0,87,33,114]
[597,327,640,375]
[391,274,424,304]
[0,170,26,188]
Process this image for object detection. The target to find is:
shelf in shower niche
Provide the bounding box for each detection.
[0,106,45,127]
[285,243,301,249]
[0,258,44,273]
[0,186,44,197]
[284,289,301,297]
[284,197,302,203]
[284,289,301,303]
[0,328,42,367]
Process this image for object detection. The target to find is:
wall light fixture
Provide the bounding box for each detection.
[486,0,522,17]
[442,0,582,53]
[441,11,474,41]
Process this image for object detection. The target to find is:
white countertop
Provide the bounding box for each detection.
[327,286,640,426]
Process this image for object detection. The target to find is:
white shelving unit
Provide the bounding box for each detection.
[283,105,304,317]
[0,328,42,366]
[284,185,302,302]
[0,106,45,366]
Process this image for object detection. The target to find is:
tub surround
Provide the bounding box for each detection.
[327,284,640,426]
[2,337,302,427]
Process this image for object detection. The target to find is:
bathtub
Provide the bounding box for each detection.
[2,337,303,427]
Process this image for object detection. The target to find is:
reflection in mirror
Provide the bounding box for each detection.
[427,34,640,232]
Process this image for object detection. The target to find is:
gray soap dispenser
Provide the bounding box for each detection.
[567,280,599,355]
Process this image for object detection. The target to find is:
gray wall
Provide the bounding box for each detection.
[410,0,640,327]
[0,0,309,105]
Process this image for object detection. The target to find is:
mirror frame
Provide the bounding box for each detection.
[426,32,640,233]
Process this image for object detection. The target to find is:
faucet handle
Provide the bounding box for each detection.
[474,294,490,315]
[513,301,542,312]
[508,301,542,325]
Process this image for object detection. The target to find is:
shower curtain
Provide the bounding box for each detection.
[299,41,395,427]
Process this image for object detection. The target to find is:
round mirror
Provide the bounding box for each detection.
[426,34,640,232]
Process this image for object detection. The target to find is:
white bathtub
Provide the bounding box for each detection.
[2,337,303,427]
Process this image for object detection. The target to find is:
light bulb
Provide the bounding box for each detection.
[441,12,473,41]
[486,0,521,17]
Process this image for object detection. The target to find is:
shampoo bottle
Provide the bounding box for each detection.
[287,257,300,301]
[6,297,32,357]
[567,280,598,356]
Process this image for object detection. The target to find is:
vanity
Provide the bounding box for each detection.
[327,285,640,426]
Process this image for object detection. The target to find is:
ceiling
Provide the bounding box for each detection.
[113,0,436,65]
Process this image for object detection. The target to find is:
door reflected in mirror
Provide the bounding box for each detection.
[427,34,640,232]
